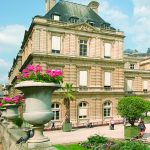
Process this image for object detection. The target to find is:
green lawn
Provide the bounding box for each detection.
[144,116,150,124]
[54,144,90,150]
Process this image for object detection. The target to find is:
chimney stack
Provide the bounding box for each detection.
[45,0,56,13]
[88,0,100,14]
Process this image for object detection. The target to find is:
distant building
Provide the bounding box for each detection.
[8,0,150,124]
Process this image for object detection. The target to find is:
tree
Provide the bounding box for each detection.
[62,83,75,123]
[144,101,150,117]
[117,96,146,126]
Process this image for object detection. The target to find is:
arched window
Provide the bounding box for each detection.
[78,102,88,119]
[103,101,112,117]
[51,103,60,121]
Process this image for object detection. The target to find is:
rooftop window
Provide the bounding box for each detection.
[52,14,60,21]
[69,17,79,23]
[87,20,95,26]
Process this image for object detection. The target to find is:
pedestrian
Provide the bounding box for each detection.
[138,120,146,138]
[109,118,115,130]
[51,121,55,130]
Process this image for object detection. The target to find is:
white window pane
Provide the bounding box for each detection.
[127,80,132,91]
[143,81,148,89]
[80,71,87,86]
[104,43,111,57]
[52,36,60,51]
[54,15,60,21]
[79,108,87,116]
[104,72,111,86]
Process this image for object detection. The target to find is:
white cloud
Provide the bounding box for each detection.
[99,0,129,31]
[0,59,11,84]
[130,0,150,51]
[0,24,26,52]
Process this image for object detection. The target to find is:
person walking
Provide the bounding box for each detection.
[138,120,146,138]
[109,118,115,130]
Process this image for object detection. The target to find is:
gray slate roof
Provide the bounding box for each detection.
[43,1,114,29]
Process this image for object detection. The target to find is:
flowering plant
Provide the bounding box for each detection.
[16,64,63,84]
[2,95,24,106]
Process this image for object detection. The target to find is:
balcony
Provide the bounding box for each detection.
[125,90,150,95]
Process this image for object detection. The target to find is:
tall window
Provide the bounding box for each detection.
[79,71,87,86]
[51,103,60,120]
[79,102,88,119]
[143,81,148,92]
[104,43,111,58]
[104,72,111,87]
[103,101,112,117]
[127,80,132,91]
[130,64,135,69]
[80,40,87,56]
[52,36,61,54]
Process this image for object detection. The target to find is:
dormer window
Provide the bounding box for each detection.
[52,14,60,21]
[87,20,95,26]
[69,17,79,23]
[130,64,135,69]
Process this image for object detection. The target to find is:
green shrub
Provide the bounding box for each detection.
[13,117,23,127]
[110,141,149,150]
[88,135,108,145]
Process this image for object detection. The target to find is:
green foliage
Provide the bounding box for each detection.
[54,144,88,150]
[117,96,146,125]
[110,141,149,150]
[13,117,23,127]
[144,101,150,114]
[124,126,139,138]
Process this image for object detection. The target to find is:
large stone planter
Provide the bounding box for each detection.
[15,81,61,149]
[0,107,6,122]
[5,104,19,128]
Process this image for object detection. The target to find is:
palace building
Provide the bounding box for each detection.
[8,0,150,125]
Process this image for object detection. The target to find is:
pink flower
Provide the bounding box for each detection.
[3,97,12,102]
[22,69,29,73]
[23,73,29,78]
[34,65,42,73]
[27,65,35,71]
[0,103,3,106]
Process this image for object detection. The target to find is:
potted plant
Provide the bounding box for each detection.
[2,95,24,128]
[117,96,146,138]
[15,64,63,147]
[61,83,75,132]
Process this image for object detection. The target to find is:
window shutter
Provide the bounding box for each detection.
[80,71,87,86]
[79,108,87,116]
[104,72,111,86]
[127,80,132,91]
[54,15,60,21]
[52,36,60,51]
[104,43,111,57]
[143,81,148,89]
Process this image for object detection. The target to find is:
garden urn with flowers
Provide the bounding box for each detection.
[15,64,62,147]
[1,95,24,128]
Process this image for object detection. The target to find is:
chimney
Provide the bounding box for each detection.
[88,0,100,14]
[45,0,56,13]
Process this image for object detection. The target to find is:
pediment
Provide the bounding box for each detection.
[68,23,98,32]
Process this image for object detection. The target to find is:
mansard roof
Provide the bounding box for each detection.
[43,1,115,29]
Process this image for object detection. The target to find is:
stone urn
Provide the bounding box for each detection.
[15,81,61,148]
[5,104,19,128]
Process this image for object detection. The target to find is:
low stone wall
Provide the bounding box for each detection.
[0,122,28,150]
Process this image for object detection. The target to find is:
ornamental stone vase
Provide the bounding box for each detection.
[15,81,61,148]
[1,108,7,124]
[5,104,19,128]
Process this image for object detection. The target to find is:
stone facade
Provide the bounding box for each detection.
[7,1,150,125]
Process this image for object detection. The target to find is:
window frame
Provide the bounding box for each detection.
[104,43,111,58]
[79,40,87,56]
[130,64,135,69]
[51,35,61,54]
[78,102,88,119]
[51,103,61,121]
[103,101,112,118]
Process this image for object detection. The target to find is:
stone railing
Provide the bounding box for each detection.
[0,122,28,150]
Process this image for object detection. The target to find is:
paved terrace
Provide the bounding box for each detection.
[44,124,150,145]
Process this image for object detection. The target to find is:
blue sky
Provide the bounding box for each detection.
[0,0,150,84]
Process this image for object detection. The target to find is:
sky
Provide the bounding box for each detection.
[0,0,150,84]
